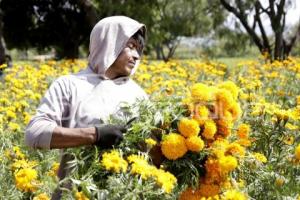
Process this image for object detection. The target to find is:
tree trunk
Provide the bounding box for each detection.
[55,43,79,59]
[77,0,99,28]
[0,11,7,65]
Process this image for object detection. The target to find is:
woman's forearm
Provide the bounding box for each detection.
[50,126,97,149]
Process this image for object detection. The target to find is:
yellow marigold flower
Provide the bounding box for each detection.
[193,105,210,126]
[33,193,50,200]
[219,155,238,173]
[274,109,289,121]
[226,143,245,157]
[178,118,200,138]
[145,138,157,146]
[275,178,285,187]
[13,146,25,160]
[211,139,229,158]
[295,144,300,160]
[186,136,205,152]
[6,110,17,119]
[154,169,177,193]
[202,120,217,140]
[8,122,21,132]
[75,191,89,200]
[101,150,128,173]
[236,123,250,139]
[198,183,220,197]
[229,102,242,121]
[11,159,38,171]
[215,88,234,110]
[221,189,247,200]
[179,187,201,200]
[190,83,213,102]
[127,154,155,179]
[161,133,187,160]
[14,168,38,192]
[296,96,300,105]
[218,81,239,100]
[283,135,294,145]
[236,138,252,147]
[252,152,267,163]
[47,162,59,177]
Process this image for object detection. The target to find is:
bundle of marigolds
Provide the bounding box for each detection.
[64,81,249,200]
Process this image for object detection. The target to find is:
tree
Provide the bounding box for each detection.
[219,0,300,61]
[81,0,227,61]
[151,0,226,61]
[0,0,91,59]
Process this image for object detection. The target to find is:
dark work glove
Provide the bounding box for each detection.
[95,124,127,149]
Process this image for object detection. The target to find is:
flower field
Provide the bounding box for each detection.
[1,57,300,200]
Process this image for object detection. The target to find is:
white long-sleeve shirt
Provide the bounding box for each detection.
[25,67,147,149]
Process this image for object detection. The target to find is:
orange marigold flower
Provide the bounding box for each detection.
[198,183,220,197]
[237,123,250,139]
[179,187,201,200]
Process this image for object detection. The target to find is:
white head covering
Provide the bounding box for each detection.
[88,16,146,76]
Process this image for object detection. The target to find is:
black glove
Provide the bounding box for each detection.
[95,124,127,149]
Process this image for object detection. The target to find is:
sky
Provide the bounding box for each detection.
[225,0,300,35]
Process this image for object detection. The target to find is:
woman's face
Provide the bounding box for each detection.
[105,37,141,79]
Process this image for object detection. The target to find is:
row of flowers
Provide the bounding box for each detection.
[0,57,300,199]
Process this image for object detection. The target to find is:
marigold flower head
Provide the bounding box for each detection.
[75,191,89,200]
[161,133,187,160]
[101,150,128,173]
[217,119,232,137]
[154,169,177,193]
[297,96,300,105]
[33,193,50,200]
[237,123,250,139]
[236,138,252,147]
[190,83,213,102]
[219,155,238,173]
[178,118,200,138]
[226,142,245,157]
[229,102,242,121]
[218,81,239,100]
[47,162,59,177]
[127,154,155,179]
[14,168,38,192]
[193,105,210,126]
[186,136,205,152]
[204,158,223,184]
[252,152,267,163]
[275,177,285,187]
[215,88,234,111]
[145,138,157,146]
[295,144,300,160]
[221,189,247,200]
[179,187,201,200]
[13,146,25,160]
[202,120,217,140]
[198,183,220,197]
